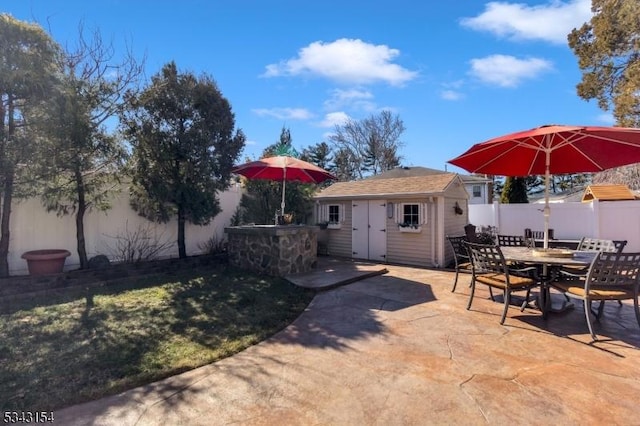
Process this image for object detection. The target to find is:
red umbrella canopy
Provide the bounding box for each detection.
[231,155,336,183]
[448,125,640,176]
[449,124,640,249]
[232,155,335,216]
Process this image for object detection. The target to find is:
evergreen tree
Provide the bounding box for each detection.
[500,177,528,203]
[301,141,333,170]
[238,127,315,224]
[569,0,640,127]
[0,14,60,276]
[569,0,640,185]
[121,62,245,258]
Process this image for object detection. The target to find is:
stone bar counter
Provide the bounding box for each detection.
[225,225,318,276]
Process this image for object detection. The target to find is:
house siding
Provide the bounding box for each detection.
[326,202,352,257]
[386,198,433,267]
[443,195,469,267]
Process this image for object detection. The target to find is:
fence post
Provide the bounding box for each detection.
[592,200,600,238]
[493,201,501,232]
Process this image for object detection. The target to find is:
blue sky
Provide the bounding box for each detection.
[4,0,607,173]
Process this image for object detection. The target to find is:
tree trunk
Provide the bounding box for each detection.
[177,206,186,258]
[0,171,14,277]
[75,170,88,268]
[76,205,87,269]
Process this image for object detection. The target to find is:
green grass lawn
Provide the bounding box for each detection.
[0,265,315,411]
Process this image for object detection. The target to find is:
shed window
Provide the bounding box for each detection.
[472,185,482,198]
[328,205,340,224]
[319,203,344,228]
[402,204,420,226]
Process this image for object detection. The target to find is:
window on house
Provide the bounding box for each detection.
[328,205,340,223]
[472,185,482,198]
[402,203,420,225]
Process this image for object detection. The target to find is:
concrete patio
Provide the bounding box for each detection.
[56,258,640,425]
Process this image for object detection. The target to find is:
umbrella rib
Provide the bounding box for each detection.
[456,140,521,171]
[552,131,640,171]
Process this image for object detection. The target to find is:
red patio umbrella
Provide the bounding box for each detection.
[231,155,336,220]
[448,124,640,248]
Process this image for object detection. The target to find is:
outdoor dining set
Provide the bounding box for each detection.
[446,231,640,341]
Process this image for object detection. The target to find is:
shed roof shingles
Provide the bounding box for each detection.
[581,184,637,202]
[315,173,458,199]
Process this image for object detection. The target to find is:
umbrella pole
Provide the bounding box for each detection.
[281,167,286,215]
[543,150,550,250]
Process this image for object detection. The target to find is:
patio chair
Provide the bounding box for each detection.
[560,237,628,306]
[464,241,540,325]
[524,228,554,240]
[446,235,472,293]
[464,224,479,243]
[576,237,626,253]
[560,237,626,277]
[550,251,640,340]
[497,234,526,247]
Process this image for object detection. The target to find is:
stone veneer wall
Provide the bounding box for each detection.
[225,225,318,276]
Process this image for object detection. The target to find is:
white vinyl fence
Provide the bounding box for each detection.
[469,200,640,251]
[5,183,243,276]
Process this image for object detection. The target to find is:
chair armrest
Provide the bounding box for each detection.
[557,266,588,279]
[508,265,541,279]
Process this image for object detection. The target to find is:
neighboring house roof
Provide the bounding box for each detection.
[459,174,492,184]
[581,184,637,202]
[364,166,491,184]
[530,188,585,204]
[364,166,448,179]
[314,173,461,200]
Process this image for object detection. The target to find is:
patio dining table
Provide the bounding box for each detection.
[500,246,598,317]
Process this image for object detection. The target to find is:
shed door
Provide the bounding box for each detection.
[351,200,387,261]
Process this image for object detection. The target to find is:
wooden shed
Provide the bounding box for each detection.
[581,184,637,202]
[313,168,469,268]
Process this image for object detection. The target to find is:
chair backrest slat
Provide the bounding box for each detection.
[585,252,640,291]
[447,235,469,263]
[464,241,506,275]
[577,237,627,253]
[524,228,554,240]
[497,235,526,247]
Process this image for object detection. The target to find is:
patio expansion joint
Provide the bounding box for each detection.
[446,335,454,360]
[459,371,539,423]
[459,374,489,422]
[405,312,440,322]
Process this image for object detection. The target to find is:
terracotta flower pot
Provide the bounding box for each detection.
[21,249,71,276]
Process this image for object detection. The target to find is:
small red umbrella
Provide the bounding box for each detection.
[232,155,336,217]
[448,124,640,248]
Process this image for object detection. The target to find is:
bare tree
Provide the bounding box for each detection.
[329,110,405,179]
[37,23,145,268]
[592,165,640,190]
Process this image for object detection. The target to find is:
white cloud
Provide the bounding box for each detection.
[318,111,350,128]
[245,139,257,146]
[323,88,376,112]
[251,108,314,120]
[262,38,418,86]
[440,80,465,100]
[596,113,615,125]
[460,0,592,44]
[441,90,464,101]
[469,54,553,87]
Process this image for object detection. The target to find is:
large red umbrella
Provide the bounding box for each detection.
[448,124,640,248]
[231,155,336,218]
